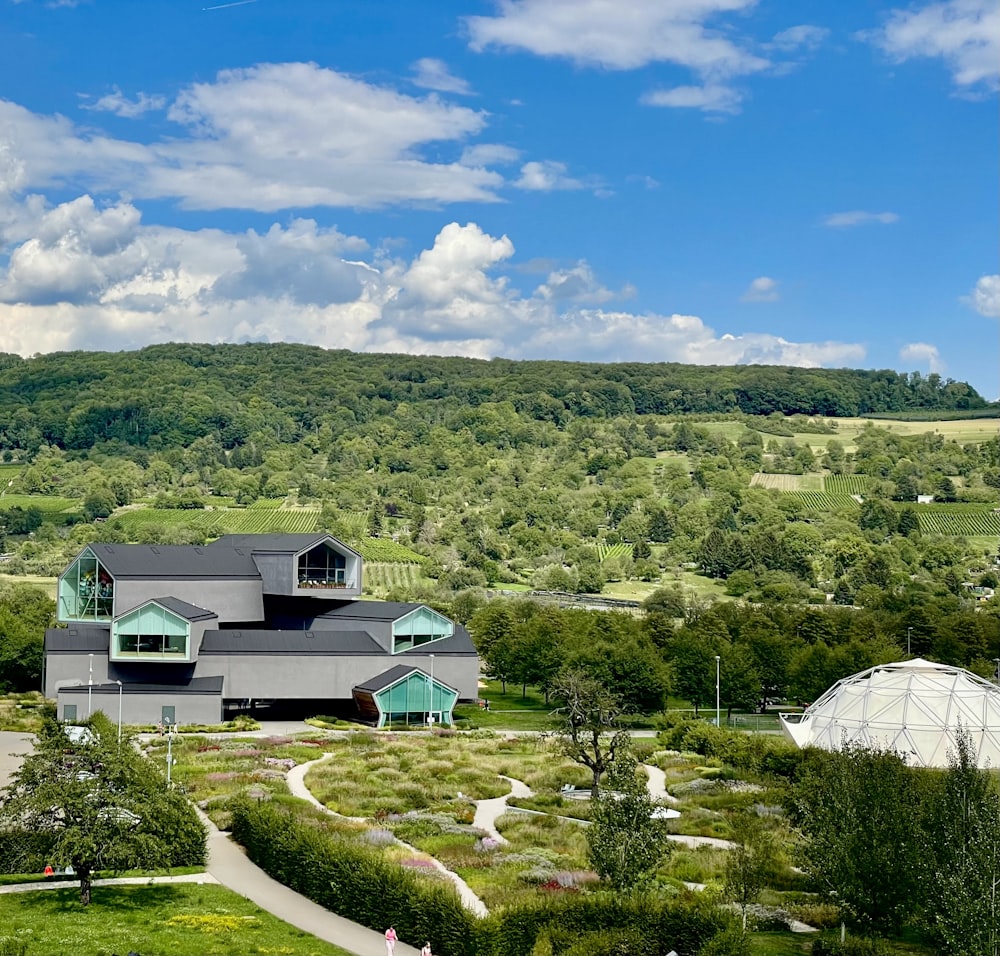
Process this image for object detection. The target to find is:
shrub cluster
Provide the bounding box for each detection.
[230,799,737,956]
[656,717,802,778]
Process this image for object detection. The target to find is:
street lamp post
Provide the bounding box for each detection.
[714,655,721,729]
[87,654,93,719]
[166,724,174,786]
[907,627,913,656]
[993,658,1000,684]
[114,680,123,746]
[428,653,435,725]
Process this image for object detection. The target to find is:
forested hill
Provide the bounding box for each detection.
[0,342,989,452]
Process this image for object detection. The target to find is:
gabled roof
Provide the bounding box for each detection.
[211,533,360,558]
[315,600,427,621]
[199,629,385,655]
[118,596,218,622]
[80,544,260,579]
[354,664,457,694]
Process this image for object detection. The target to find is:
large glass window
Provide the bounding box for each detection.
[58,549,114,622]
[112,603,189,660]
[297,545,348,589]
[392,607,453,653]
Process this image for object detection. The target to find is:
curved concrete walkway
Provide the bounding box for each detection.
[642,763,680,805]
[292,754,488,917]
[471,774,533,843]
[0,872,218,895]
[203,811,422,956]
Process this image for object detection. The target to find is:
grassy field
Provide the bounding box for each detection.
[0,883,353,956]
[0,573,56,599]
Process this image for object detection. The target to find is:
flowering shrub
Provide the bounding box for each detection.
[166,914,261,933]
[233,749,262,758]
[363,828,397,846]
[540,880,579,893]
[474,837,501,853]
[264,756,296,770]
[205,772,240,783]
[264,736,293,746]
[400,857,437,869]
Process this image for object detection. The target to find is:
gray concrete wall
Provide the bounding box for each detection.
[115,579,263,625]
[196,651,478,701]
[58,687,221,725]
[46,652,110,699]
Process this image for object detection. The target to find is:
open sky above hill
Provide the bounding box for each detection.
[0,0,997,396]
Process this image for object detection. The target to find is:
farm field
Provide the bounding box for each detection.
[784,491,860,512]
[916,509,1000,536]
[363,561,429,595]
[822,474,869,494]
[749,473,823,491]
[0,493,79,512]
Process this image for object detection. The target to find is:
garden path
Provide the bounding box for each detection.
[471,774,532,843]
[201,809,422,956]
[642,763,680,806]
[0,872,219,894]
[290,754,488,917]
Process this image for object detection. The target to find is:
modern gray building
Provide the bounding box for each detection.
[44,533,479,727]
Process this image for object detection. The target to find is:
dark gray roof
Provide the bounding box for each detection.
[82,544,259,579]
[212,533,360,558]
[394,626,478,656]
[118,596,218,622]
[313,600,425,621]
[62,676,224,696]
[46,626,110,652]
[354,665,457,694]
[199,629,385,655]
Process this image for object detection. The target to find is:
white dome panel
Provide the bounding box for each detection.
[780,658,1000,769]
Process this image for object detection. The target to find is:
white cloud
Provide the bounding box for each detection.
[514,160,582,190]
[466,0,769,76]
[411,58,474,95]
[460,143,521,166]
[741,276,779,302]
[641,84,743,113]
[0,63,508,212]
[822,210,900,228]
[768,24,830,52]
[81,88,167,118]
[534,262,626,304]
[966,273,1000,317]
[0,201,866,371]
[868,0,1000,91]
[900,341,944,373]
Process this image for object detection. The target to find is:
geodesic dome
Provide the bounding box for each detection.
[780,658,1000,769]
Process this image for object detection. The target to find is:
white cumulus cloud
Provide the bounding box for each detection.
[966,273,1000,317]
[900,341,944,373]
[822,210,900,228]
[466,0,768,75]
[741,276,779,302]
[868,0,1000,91]
[0,199,867,372]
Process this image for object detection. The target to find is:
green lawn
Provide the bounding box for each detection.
[0,883,353,956]
[453,679,558,731]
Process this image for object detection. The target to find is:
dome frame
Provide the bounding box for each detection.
[780,658,1000,768]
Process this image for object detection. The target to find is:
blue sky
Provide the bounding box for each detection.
[1,0,997,396]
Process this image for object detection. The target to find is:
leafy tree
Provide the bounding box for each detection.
[792,743,923,934]
[586,750,673,890]
[724,812,779,929]
[83,487,117,522]
[919,727,1000,955]
[550,669,630,798]
[0,713,206,905]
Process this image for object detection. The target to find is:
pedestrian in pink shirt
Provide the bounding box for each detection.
[384,926,398,955]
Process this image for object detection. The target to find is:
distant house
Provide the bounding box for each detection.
[916,495,935,504]
[44,533,478,727]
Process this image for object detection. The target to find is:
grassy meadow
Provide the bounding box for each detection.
[0,883,353,956]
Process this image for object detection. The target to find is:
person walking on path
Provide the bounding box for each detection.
[420,943,432,956]
[385,926,398,955]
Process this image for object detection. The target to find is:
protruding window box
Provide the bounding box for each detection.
[110,598,217,665]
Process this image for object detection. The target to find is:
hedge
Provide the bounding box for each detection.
[230,799,737,956]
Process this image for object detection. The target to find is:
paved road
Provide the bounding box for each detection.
[0,731,33,790]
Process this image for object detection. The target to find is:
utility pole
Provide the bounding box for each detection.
[87,654,93,719]
[715,655,721,729]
